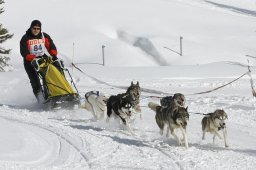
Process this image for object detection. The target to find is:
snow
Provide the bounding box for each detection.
[1,0,256,169]
[1,63,256,169]
[2,0,256,66]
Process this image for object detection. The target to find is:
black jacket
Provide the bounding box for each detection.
[20,29,57,62]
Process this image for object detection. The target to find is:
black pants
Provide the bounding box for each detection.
[24,61,41,97]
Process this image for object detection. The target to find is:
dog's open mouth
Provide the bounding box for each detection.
[103,99,108,104]
[126,111,132,117]
[219,123,226,129]
[181,121,188,128]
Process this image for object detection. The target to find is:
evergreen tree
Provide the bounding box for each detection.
[0,0,13,71]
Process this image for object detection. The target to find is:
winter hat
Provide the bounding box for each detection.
[30,20,41,28]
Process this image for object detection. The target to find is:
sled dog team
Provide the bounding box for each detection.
[81,81,229,148]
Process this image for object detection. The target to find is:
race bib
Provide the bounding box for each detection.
[28,38,46,57]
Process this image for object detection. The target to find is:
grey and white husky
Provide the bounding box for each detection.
[80,91,109,120]
[118,81,142,118]
[148,102,189,148]
[160,93,185,108]
[202,109,229,147]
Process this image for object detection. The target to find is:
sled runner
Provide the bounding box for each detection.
[31,56,80,109]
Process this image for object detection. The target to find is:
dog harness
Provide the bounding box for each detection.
[85,91,99,100]
[85,91,105,113]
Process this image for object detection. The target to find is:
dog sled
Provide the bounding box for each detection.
[31,56,80,109]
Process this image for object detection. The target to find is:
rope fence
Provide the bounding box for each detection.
[69,62,256,99]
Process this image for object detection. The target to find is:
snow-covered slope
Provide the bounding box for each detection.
[2,0,256,66]
[1,63,256,169]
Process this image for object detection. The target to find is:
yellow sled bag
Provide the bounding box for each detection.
[32,57,80,108]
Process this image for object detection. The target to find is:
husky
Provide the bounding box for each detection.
[160,93,185,108]
[148,102,189,148]
[202,109,229,147]
[107,94,135,135]
[118,81,142,118]
[80,91,109,120]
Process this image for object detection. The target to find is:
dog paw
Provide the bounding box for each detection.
[225,144,229,148]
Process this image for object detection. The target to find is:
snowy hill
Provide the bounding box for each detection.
[2,0,256,66]
[1,0,256,169]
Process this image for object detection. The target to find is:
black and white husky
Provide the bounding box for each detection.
[106,94,135,135]
[80,91,109,119]
[118,81,142,118]
[202,109,229,147]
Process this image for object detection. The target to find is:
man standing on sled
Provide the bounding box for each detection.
[20,20,58,102]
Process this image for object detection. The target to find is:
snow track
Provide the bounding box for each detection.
[1,64,256,169]
[1,90,256,170]
[0,107,91,169]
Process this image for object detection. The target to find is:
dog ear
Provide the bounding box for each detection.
[136,81,139,86]
[131,81,134,86]
[186,111,190,119]
[185,106,188,111]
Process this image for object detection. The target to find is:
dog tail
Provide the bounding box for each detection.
[148,102,161,112]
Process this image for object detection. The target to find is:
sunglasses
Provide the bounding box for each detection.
[32,27,41,30]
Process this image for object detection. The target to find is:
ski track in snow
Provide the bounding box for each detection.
[1,62,256,169]
[1,73,256,170]
[0,108,91,169]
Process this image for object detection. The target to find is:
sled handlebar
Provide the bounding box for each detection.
[31,56,51,72]
[31,58,41,72]
[32,56,65,72]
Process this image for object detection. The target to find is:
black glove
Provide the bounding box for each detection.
[52,55,58,61]
[37,54,49,59]
[42,54,49,59]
